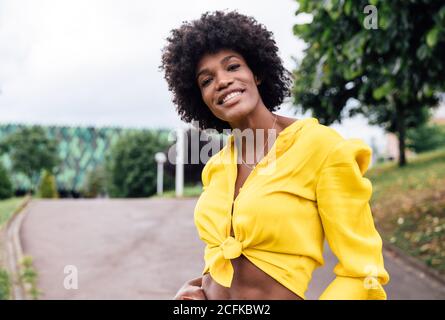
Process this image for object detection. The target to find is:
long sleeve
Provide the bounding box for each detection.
[316,139,390,300]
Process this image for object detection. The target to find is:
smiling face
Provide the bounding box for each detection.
[196,49,263,125]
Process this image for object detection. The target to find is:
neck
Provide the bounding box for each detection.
[229,102,275,132]
[229,103,280,162]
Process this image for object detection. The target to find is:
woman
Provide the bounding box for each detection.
[160,10,390,300]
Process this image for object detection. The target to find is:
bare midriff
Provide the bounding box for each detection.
[201,255,304,300]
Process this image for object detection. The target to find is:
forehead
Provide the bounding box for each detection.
[196,49,244,71]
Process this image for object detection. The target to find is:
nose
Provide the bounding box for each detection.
[216,76,233,91]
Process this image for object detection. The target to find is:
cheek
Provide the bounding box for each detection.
[201,90,221,116]
[201,90,213,108]
[245,82,261,102]
[241,73,260,96]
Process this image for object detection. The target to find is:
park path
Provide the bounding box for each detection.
[20,198,445,299]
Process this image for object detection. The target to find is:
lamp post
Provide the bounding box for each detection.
[175,128,184,197]
[155,152,166,196]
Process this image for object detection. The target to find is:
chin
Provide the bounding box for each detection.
[221,104,252,121]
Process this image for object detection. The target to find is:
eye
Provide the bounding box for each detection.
[228,64,240,71]
[201,77,212,87]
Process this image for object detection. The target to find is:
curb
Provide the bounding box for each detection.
[3,195,32,300]
[383,240,445,288]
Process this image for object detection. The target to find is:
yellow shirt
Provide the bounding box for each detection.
[193,117,390,300]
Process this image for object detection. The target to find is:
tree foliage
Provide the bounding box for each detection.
[2,127,60,192]
[106,131,171,198]
[292,0,445,166]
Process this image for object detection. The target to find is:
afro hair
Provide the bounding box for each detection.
[160,10,292,132]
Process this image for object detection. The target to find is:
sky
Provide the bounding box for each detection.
[1,0,443,155]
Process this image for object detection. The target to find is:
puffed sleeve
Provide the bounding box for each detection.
[316,139,390,300]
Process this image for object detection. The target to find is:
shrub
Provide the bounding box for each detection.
[37,170,59,198]
[0,268,11,300]
[20,256,40,300]
[0,163,13,200]
[407,123,445,153]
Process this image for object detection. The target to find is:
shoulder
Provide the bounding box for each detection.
[289,118,344,164]
[296,118,372,175]
[306,121,373,175]
[301,118,344,147]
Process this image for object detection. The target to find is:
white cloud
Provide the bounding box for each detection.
[0,0,385,149]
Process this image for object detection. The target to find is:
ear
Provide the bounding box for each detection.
[255,75,262,86]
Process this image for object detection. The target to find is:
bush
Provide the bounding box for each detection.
[106,131,171,198]
[20,256,40,300]
[0,268,11,300]
[0,163,13,200]
[37,170,59,198]
[82,166,107,198]
[164,128,223,185]
[407,123,445,153]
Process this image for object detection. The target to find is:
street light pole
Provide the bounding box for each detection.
[155,152,166,196]
[175,128,184,197]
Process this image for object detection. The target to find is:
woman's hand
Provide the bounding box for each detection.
[173,276,207,300]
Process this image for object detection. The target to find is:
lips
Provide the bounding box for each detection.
[217,89,245,105]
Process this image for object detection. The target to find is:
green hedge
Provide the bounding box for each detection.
[0,163,13,200]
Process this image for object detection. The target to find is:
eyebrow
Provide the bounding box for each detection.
[196,55,239,80]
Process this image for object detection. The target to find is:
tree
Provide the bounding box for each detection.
[292,0,445,166]
[37,169,59,198]
[106,131,170,198]
[2,127,60,193]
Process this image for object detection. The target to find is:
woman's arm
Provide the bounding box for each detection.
[316,139,390,300]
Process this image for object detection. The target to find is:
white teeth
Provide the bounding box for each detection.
[222,91,242,104]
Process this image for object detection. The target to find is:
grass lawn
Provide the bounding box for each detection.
[367,147,445,275]
[0,197,25,227]
[368,148,445,203]
[158,184,203,198]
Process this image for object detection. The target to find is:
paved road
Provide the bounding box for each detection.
[20,199,445,299]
